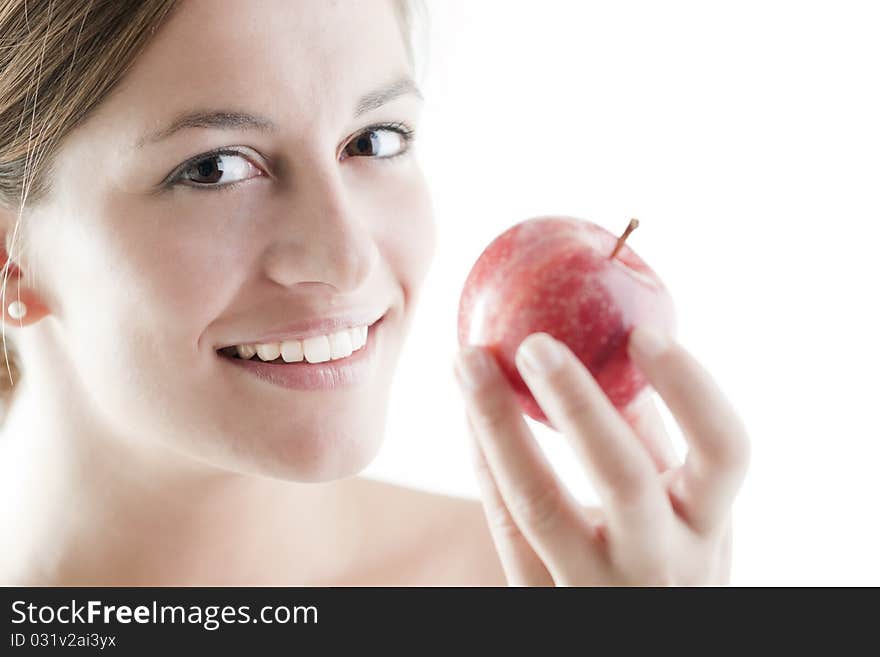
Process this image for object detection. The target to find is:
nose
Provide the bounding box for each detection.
[262,163,378,294]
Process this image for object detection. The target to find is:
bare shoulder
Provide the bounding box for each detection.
[351,477,508,586]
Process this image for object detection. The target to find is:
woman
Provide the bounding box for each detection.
[0,0,749,585]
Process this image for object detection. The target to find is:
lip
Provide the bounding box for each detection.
[217,315,385,390]
[216,307,388,348]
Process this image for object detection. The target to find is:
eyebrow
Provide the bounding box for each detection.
[134,76,423,149]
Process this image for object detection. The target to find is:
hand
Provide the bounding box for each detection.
[453,327,750,586]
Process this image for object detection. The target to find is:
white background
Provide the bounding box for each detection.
[363,0,880,585]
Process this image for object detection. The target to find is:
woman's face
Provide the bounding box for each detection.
[23,0,435,481]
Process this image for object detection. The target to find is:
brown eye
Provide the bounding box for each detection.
[189,156,224,184]
[178,151,261,188]
[343,127,410,159]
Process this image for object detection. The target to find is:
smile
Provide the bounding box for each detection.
[218,323,370,364]
[216,316,386,390]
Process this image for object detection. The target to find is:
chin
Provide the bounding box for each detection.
[275,425,385,483]
[194,418,387,483]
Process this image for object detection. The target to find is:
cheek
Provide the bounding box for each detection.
[40,192,248,427]
[377,169,436,299]
[99,191,252,336]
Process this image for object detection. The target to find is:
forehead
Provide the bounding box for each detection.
[89,0,408,147]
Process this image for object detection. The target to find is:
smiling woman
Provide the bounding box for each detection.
[0,0,426,412]
[0,0,508,586]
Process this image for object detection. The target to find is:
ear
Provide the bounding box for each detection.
[0,203,51,327]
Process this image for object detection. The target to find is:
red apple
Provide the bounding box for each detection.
[457,216,676,429]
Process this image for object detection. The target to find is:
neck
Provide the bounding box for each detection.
[0,375,370,585]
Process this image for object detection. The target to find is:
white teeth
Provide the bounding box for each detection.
[348,327,361,349]
[236,344,257,359]
[328,330,353,359]
[255,342,281,361]
[302,335,331,363]
[280,339,304,362]
[229,322,372,363]
[349,325,368,350]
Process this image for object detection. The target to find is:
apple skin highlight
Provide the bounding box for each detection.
[457,216,677,429]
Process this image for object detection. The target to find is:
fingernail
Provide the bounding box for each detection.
[628,325,669,360]
[454,347,495,390]
[516,333,564,375]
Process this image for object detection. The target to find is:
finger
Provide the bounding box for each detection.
[466,418,554,586]
[514,333,670,569]
[627,325,751,534]
[621,388,679,473]
[453,347,598,576]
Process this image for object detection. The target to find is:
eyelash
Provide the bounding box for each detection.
[167,121,417,193]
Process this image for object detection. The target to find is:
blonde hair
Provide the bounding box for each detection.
[0,0,427,423]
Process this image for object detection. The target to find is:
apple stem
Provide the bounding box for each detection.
[610,218,640,260]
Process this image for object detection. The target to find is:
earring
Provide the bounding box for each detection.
[8,300,27,320]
